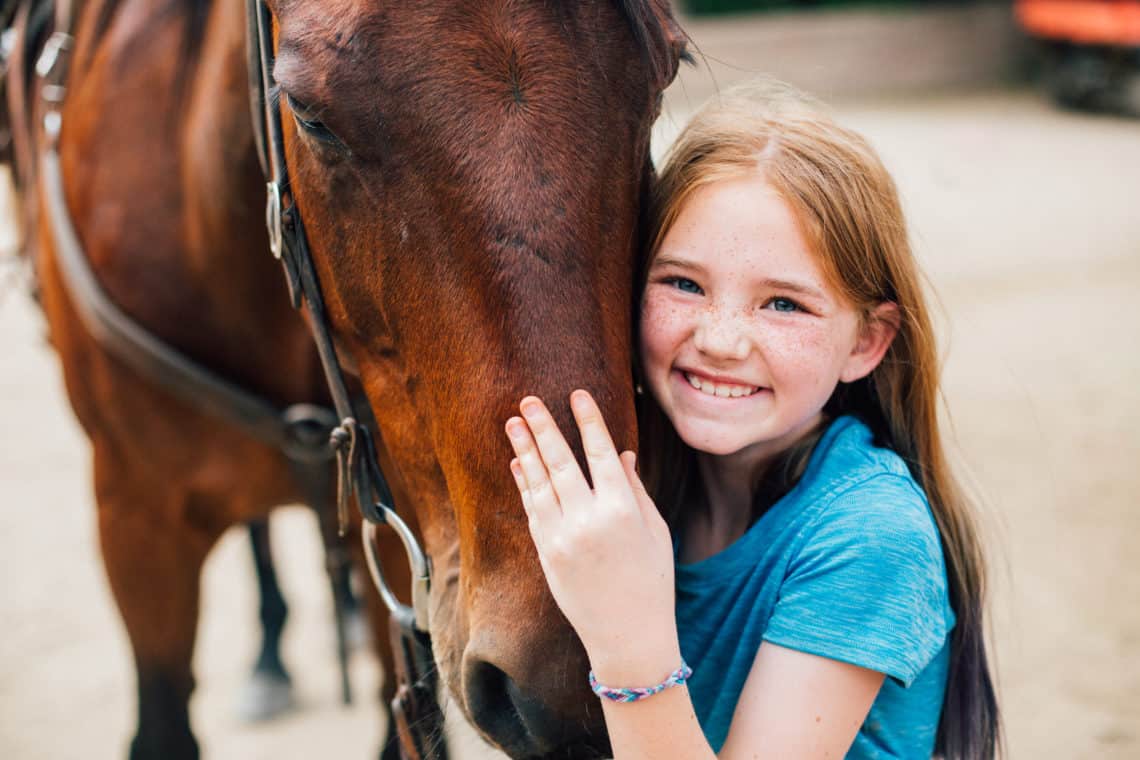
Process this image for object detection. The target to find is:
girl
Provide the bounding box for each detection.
[504,81,999,759]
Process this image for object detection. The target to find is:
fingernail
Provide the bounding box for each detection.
[506,418,526,438]
[521,399,542,419]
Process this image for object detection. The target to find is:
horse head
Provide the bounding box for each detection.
[263,0,684,755]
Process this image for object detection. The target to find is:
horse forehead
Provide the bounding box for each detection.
[279,1,647,169]
[279,0,636,76]
[275,0,370,59]
[280,1,647,238]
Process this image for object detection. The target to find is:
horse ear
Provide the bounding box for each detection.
[654,0,688,56]
[641,0,690,92]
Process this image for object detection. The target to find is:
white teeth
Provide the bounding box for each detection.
[684,373,758,398]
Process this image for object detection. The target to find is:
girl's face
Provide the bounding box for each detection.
[640,174,889,463]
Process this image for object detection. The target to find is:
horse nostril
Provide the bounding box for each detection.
[464,659,560,757]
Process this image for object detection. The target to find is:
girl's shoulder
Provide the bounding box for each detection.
[785,415,950,615]
[803,416,919,496]
[768,417,955,687]
[797,416,934,533]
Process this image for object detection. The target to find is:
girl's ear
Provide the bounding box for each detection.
[840,302,900,383]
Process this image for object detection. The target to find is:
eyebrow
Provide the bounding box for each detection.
[755,277,826,300]
[651,257,826,300]
[650,256,703,273]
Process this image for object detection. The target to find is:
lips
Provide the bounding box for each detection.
[682,371,761,398]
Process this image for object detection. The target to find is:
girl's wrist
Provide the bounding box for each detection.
[584,635,684,691]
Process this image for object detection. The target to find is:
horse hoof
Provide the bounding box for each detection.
[235,671,294,723]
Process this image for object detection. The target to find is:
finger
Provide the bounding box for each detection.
[570,390,630,497]
[519,396,592,510]
[621,451,661,526]
[511,457,546,547]
[505,415,562,520]
[509,457,531,513]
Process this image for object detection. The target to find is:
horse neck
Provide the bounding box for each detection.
[68,0,267,282]
[67,0,323,401]
[177,0,275,285]
[174,0,325,396]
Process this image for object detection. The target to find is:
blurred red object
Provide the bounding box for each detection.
[1015,0,1140,46]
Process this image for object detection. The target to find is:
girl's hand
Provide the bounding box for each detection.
[505,390,681,686]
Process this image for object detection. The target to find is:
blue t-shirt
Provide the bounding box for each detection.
[675,416,955,758]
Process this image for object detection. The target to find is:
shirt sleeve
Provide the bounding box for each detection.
[761,474,955,687]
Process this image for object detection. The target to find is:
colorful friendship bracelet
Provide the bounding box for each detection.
[589,661,693,703]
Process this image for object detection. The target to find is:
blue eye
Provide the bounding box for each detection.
[768,297,800,313]
[668,277,703,295]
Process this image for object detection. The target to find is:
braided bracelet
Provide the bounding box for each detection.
[588,661,693,703]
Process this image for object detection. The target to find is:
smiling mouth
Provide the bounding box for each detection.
[683,371,761,398]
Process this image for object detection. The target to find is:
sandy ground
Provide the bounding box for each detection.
[2,45,1139,760]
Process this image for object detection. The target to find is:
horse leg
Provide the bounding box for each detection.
[94,452,223,760]
[236,518,294,722]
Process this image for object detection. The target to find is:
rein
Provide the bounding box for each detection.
[40,148,339,462]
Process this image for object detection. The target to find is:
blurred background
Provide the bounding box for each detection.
[2,1,1138,758]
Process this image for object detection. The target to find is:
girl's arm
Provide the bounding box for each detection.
[596,643,882,760]
[718,643,883,759]
[505,391,884,759]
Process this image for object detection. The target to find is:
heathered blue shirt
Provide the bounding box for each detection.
[675,416,955,758]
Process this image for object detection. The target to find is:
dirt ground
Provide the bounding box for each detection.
[2,63,1138,760]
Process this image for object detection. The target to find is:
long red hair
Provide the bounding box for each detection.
[638,80,1000,759]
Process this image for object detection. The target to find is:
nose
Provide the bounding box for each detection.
[693,304,752,361]
[462,644,610,759]
[464,658,566,757]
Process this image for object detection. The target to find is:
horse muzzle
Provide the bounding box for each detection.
[461,639,610,759]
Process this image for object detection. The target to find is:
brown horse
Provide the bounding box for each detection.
[25,0,684,758]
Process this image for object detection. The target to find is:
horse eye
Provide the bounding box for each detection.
[285,93,342,145]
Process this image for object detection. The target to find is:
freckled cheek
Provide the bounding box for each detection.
[762,326,842,391]
[638,296,689,372]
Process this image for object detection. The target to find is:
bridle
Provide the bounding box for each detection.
[245,0,430,639]
[244,4,444,756]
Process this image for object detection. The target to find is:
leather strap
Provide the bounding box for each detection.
[40,148,338,463]
[243,0,268,180]
[245,5,441,757]
[388,615,448,760]
[246,0,431,631]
